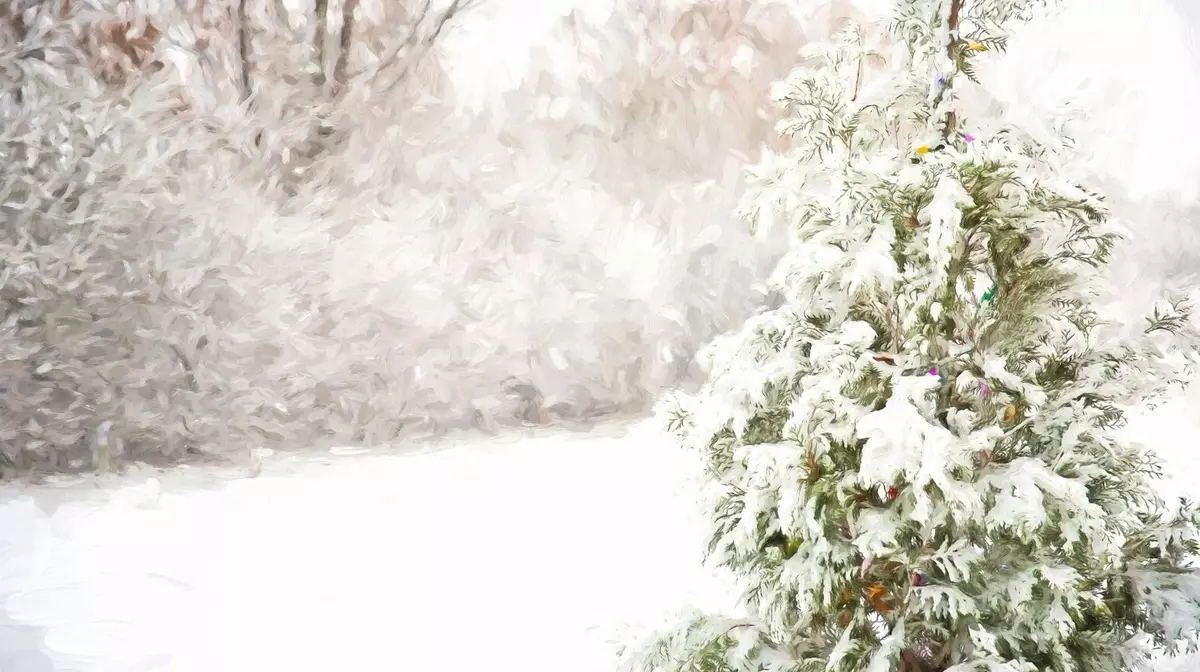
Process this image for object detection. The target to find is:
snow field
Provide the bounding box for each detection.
[1,400,1199,671]
[0,421,737,672]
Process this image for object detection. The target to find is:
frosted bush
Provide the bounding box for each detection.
[0,0,821,474]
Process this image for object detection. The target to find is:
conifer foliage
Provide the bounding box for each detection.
[626,1,1200,670]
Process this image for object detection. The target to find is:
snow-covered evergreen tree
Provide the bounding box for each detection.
[625,0,1200,670]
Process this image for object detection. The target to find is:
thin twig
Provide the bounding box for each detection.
[851,54,863,102]
[357,0,476,96]
[170,344,199,392]
[356,0,432,86]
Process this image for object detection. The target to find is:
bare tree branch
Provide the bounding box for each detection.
[284,0,481,190]
[357,0,431,84]
[350,0,478,98]
[313,0,329,89]
[270,0,302,51]
[236,0,251,102]
[332,0,358,94]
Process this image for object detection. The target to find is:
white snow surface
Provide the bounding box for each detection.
[0,420,742,672]
[1,408,1199,671]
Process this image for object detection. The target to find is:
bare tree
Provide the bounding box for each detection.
[284,0,481,189]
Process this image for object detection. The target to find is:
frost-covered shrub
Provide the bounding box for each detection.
[0,2,210,472]
[0,0,825,474]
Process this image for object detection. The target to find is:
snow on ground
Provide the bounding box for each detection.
[0,420,739,672]
[1,405,1198,671]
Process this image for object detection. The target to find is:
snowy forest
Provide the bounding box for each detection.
[0,0,813,473]
[1,0,1199,472]
[5,0,1200,670]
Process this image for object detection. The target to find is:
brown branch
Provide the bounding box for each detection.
[947,0,962,51]
[943,0,963,138]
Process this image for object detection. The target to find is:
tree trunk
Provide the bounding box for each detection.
[333,0,358,95]
[313,0,328,88]
[236,0,251,102]
[943,0,963,138]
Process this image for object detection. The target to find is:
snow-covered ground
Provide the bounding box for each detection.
[0,420,742,672]
[0,403,1198,672]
